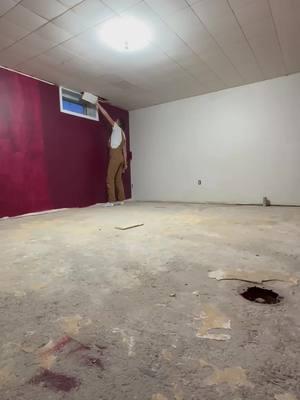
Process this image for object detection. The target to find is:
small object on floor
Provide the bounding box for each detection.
[103,202,114,207]
[169,293,176,297]
[256,297,265,303]
[115,224,144,230]
[263,196,271,206]
[193,291,200,296]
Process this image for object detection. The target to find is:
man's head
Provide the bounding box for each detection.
[116,118,124,130]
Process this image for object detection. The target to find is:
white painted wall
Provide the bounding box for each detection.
[130,73,300,205]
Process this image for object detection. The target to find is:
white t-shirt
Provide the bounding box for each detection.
[110,122,123,149]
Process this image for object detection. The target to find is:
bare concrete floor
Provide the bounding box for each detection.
[0,202,300,400]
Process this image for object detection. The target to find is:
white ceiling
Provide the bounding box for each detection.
[0,0,299,110]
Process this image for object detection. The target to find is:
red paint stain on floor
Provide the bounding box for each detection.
[29,369,80,392]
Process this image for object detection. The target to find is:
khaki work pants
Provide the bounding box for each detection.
[106,151,125,203]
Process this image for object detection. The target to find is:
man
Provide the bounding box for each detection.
[96,100,127,206]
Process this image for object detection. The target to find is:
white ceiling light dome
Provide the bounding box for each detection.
[99,16,152,52]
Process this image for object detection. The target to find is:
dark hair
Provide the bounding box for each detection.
[116,118,125,130]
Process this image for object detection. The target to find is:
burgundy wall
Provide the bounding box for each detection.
[0,67,131,218]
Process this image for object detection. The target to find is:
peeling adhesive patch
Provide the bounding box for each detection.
[205,366,254,389]
[195,305,231,341]
[173,384,184,400]
[0,366,16,387]
[209,269,298,285]
[112,329,135,357]
[275,394,298,400]
[161,349,173,361]
[200,360,253,390]
[152,394,168,400]
[58,315,92,336]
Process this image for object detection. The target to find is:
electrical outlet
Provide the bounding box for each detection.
[198,179,202,185]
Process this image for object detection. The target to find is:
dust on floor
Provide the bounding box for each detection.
[0,202,300,400]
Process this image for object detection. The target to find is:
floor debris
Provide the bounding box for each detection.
[208,269,298,285]
[115,224,144,231]
[195,305,231,341]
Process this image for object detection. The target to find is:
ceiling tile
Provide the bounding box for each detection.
[165,7,208,42]
[20,0,67,20]
[191,0,263,82]
[0,0,18,17]
[35,22,72,44]
[229,0,270,23]
[60,36,94,56]
[269,0,300,74]
[4,4,47,31]
[0,44,32,66]
[229,0,286,78]
[0,34,14,50]
[0,17,29,40]
[194,0,233,18]
[102,0,141,13]
[72,0,114,25]
[52,10,92,34]
[42,45,74,63]
[16,32,55,55]
[186,0,201,4]
[57,0,82,6]
[145,0,188,17]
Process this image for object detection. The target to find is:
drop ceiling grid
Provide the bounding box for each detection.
[0,0,298,109]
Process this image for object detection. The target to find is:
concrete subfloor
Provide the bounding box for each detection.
[0,202,300,400]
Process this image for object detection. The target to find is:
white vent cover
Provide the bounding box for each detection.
[82,92,98,104]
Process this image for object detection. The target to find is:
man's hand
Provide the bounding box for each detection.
[123,164,128,173]
[98,97,109,104]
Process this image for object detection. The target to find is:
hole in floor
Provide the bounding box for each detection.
[240,286,282,304]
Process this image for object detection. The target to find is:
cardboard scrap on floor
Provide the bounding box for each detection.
[115,224,144,231]
[208,269,299,285]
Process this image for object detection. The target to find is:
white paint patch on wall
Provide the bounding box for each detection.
[130,73,300,205]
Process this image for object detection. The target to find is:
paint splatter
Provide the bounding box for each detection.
[39,336,88,368]
[29,369,80,392]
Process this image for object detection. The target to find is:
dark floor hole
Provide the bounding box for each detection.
[240,286,282,304]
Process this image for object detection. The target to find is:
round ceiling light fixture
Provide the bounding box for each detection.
[99,16,151,52]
